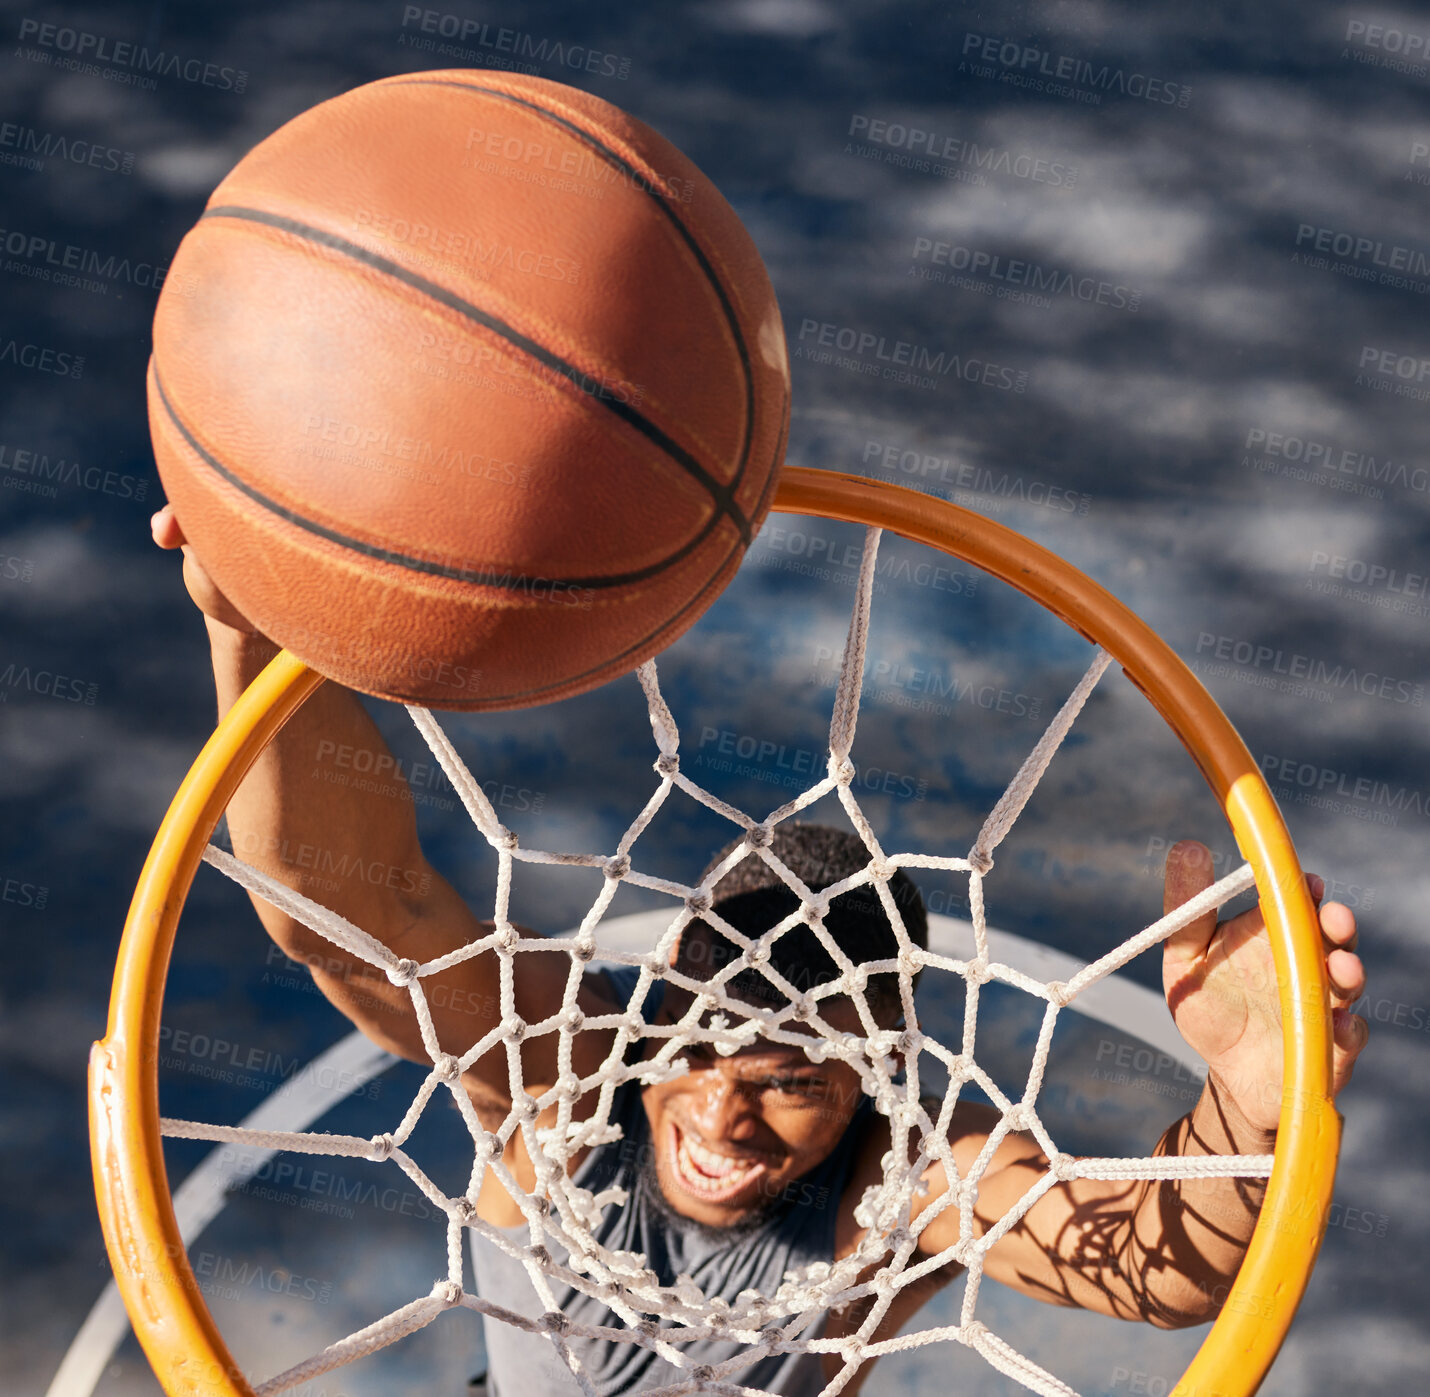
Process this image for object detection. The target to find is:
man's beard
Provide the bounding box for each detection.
[636,1135,784,1246]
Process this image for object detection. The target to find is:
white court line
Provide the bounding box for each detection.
[53,911,1198,1397]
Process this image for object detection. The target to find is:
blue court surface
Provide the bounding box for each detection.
[5,3,1426,1395]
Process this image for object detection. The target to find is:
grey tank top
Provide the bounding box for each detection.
[470,967,869,1395]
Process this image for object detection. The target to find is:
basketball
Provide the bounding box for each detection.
[148,72,789,710]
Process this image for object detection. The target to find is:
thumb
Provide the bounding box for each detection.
[1163,840,1218,982]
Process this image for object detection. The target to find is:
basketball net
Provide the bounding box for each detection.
[161,526,1272,1397]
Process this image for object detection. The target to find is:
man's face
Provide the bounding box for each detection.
[637,925,871,1229]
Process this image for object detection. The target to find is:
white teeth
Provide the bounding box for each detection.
[673,1127,760,1196]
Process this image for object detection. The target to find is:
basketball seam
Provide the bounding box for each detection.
[200,204,752,547]
[150,363,738,592]
[152,363,746,707]
[385,77,761,510]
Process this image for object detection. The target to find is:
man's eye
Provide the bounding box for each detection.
[766,1077,826,1096]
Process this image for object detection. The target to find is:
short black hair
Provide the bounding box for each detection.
[679,824,927,1022]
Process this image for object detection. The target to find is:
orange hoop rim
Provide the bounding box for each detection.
[91,467,1337,1397]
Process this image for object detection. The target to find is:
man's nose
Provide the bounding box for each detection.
[688,1074,758,1144]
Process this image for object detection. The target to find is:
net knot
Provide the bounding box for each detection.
[604,854,631,880]
[745,822,772,849]
[572,935,597,963]
[654,752,679,777]
[968,847,994,875]
[528,1245,552,1268]
[685,890,713,916]
[492,922,519,952]
[692,1366,716,1384]
[637,1316,660,1338]
[1050,1152,1078,1181]
[516,1093,540,1121]
[865,1031,899,1060]
[366,1132,394,1162]
[1004,1104,1030,1132]
[563,1006,585,1032]
[433,1279,463,1306]
[555,1072,581,1101]
[829,754,856,785]
[897,947,922,976]
[435,1054,461,1082]
[542,1310,570,1334]
[1045,979,1071,1007]
[492,825,518,851]
[452,1197,477,1223]
[475,1134,500,1161]
[791,996,814,1021]
[504,1017,527,1043]
[386,957,420,987]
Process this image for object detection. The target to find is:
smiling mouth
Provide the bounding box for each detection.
[666,1121,769,1204]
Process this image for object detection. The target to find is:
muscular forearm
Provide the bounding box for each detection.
[1122,1072,1276,1326]
[212,621,429,945]
[209,621,502,1065]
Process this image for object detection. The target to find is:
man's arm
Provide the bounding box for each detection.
[914,841,1368,1326]
[154,505,617,1112]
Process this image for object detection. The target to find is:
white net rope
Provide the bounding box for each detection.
[162,525,1272,1397]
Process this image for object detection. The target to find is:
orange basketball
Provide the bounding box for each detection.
[149,72,788,710]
